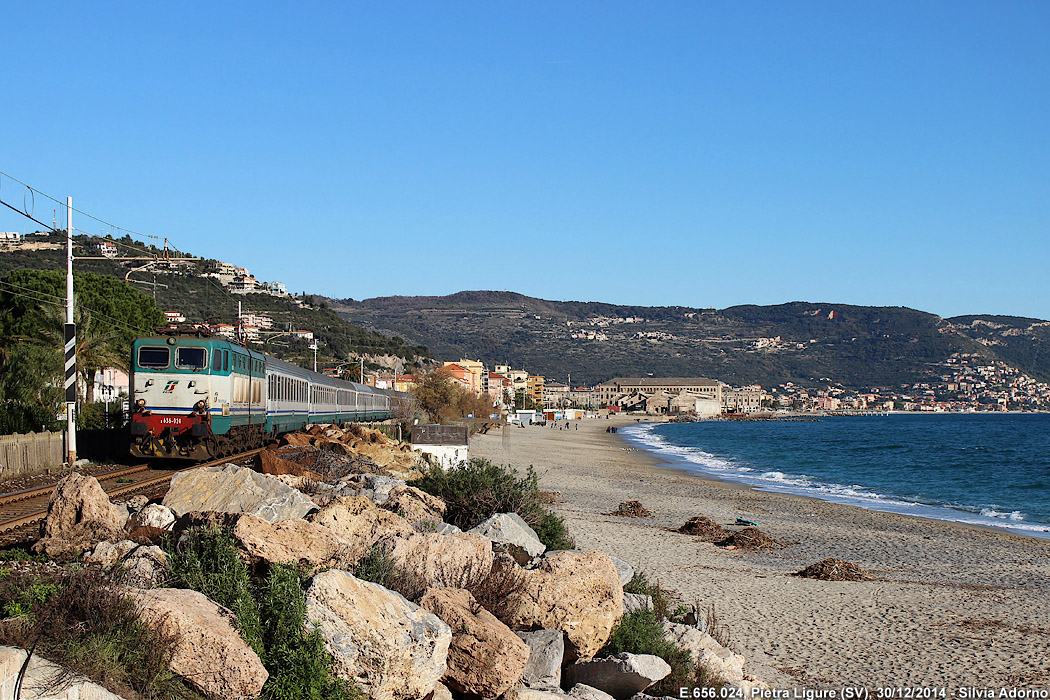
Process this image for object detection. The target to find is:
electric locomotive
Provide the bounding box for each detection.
[129,330,399,459]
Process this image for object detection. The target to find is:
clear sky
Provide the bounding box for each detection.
[2,2,1048,319]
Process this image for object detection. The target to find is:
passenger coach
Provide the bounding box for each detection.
[129,331,399,459]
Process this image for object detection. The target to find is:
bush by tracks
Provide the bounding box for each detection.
[409,458,575,551]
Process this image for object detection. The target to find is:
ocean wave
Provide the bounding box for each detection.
[619,422,1050,539]
[979,507,1025,521]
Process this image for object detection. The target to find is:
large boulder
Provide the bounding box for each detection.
[568,685,617,700]
[230,513,351,571]
[384,531,494,596]
[129,588,268,700]
[563,653,672,699]
[162,464,316,522]
[504,690,571,700]
[516,629,564,691]
[382,484,446,523]
[662,622,745,684]
[304,569,451,700]
[307,496,414,563]
[418,587,530,697]
[34,473,126,558]
[126,503,176,531]
[0,645,129,700]
[484,551,623,661]
[83,539,168,588]
[468,512,546,564]
[254,448,325,481]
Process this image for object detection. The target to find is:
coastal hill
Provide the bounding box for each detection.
[330,291,1050,388]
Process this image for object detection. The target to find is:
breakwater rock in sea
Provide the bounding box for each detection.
[25,424,770,700]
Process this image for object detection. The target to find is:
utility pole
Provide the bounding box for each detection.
[360,357,364,385]
[64,197,77,465]
[310,342,318,372]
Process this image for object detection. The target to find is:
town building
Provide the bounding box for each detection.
[597,377,723,406]
[97,240,118,258]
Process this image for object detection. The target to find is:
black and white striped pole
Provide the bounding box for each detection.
[65,196,77,465]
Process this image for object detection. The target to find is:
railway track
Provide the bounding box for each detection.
[0,449,264,537]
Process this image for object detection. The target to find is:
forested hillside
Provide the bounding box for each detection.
[332,292,1049,388]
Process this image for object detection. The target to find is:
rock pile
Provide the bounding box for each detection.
[28,423,771,700]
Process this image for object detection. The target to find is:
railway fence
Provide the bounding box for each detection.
[0,430,65,480]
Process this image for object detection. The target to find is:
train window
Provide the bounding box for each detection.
[213,349,223,372]
[175,348,207,370]
[223,351,229,372]
[137,346,169,369]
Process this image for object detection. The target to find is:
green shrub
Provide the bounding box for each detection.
[409,458,575,550]
[352,546,398,590]
[165,526,264,654]
[532,510,576,551]
[600,608,701,693]
[257,564,359,700]
[167,528,360,699]
[623,571,679,620]
[0,547,48,563]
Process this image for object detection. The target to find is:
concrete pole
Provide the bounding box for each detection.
[64,197,77,465]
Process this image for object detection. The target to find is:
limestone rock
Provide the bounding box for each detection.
[308,496,414,563]
[431,682,454,700]
[162,464,316,522]
[568,685,617,700]
[414,519,462,536]
[34,473,126,558]
[622,593,653,616]
[304,569,451,700]
[231,513,351,571]
[486,551,624,661]
[419,587,529,697]
[129,588,268,700]
[384,531,494,596]
[564,653,672,699]
[279,432,313,447]
[504,689,571,700]
[663,622,745,683]
[468,512,545,563]
[516,629,564,691]
[0,645,130,699]
[358,474,405,505]
[124,494,150,511]
[383,484,446,523]
[126,503,176,531]
[83,539,168,588]
[608,555,635,587]
[255,448,325,481]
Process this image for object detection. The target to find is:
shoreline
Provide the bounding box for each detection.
[470,417,1050,689]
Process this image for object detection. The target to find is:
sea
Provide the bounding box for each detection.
[620,413,1050,539]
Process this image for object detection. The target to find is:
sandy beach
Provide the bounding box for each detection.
[470,417,1050,690]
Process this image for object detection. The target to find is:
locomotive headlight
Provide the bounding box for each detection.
[136,399,146,407]
[167,337,176,345]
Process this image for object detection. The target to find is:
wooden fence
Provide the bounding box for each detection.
[0,430,65,481]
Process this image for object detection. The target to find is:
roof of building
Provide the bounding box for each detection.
[601,377,720,387]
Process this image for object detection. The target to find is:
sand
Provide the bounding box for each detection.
[470,417,1050,690]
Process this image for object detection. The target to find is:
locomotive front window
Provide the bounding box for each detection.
[137,346,169,369]
[175,347,208,370]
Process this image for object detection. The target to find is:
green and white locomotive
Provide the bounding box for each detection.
[129,331,399,459]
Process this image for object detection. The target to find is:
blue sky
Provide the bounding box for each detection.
[2,2,1048,319]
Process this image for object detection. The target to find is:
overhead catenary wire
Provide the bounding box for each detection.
[0,169,160,242]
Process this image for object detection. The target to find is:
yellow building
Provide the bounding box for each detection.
[527,375,545,404]
[443,359,486,396]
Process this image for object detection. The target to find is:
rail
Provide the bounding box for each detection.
[0,449,264,536]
